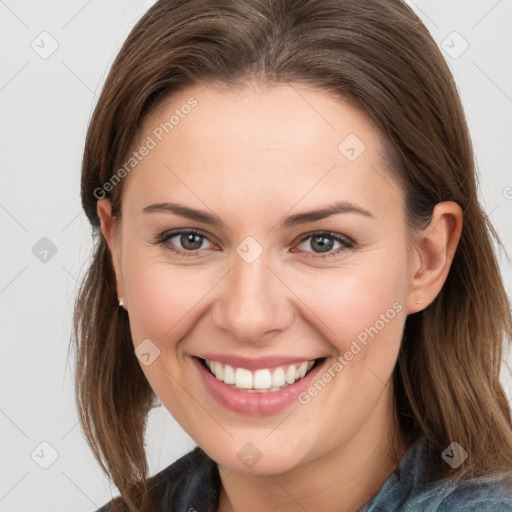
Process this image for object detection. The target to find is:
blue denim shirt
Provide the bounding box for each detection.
[96,436,512,511]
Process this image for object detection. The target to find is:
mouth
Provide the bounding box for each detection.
[192,355,327,415]
[198,357,320,393]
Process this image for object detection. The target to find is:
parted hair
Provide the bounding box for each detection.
[73,0,512,510]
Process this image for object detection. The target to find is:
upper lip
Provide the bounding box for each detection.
[194,353,321,370]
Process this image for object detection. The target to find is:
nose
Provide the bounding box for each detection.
[212,248,294,344]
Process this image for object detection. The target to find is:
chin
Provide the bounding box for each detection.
[201,435,314,476]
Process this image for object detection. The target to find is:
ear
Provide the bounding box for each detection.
[97,198,126,304]
[405,201,463,314]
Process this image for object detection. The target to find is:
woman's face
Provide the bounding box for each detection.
[100,82,422,475]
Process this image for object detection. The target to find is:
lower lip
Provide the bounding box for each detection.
[191,356,326,416]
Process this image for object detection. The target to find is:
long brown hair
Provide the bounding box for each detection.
[73,0,512,510]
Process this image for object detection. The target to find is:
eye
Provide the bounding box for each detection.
[153,229,215,256]
[292,231,354,259]
[153,229,354,259]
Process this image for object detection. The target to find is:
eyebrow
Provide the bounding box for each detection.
[142,200,374,229]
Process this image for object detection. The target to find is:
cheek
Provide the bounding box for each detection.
[292,252,408,358]
[123,261,213,347]
[121,258,218,423]
[287,253,408,440]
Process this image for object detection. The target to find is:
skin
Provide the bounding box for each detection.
[98,81,462,512]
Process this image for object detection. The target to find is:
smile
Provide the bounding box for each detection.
[192,355,327,415]
[202,358,316,393]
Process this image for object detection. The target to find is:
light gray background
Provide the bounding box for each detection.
[1,1,511,511]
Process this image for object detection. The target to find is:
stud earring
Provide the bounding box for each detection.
[416,299,421,304]
[119,298,125,308]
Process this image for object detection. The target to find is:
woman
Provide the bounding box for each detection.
[73,0,512,510]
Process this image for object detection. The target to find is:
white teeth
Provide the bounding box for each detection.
[235,368,253,389]
[253,369,272,389]
[271,367,286,387]
[214,361,224,381]
[223,364,235,384]
[285,365,297,384]
[203,358,317,393]
[297,361,309,379]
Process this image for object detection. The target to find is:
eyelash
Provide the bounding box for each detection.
[152,229,355,259]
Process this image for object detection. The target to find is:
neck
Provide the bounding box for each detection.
[216,386,409,512]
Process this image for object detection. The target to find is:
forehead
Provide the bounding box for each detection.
[122,82,402,222]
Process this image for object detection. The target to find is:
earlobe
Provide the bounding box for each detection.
[406,201,463,314]
[96,199,126,302]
